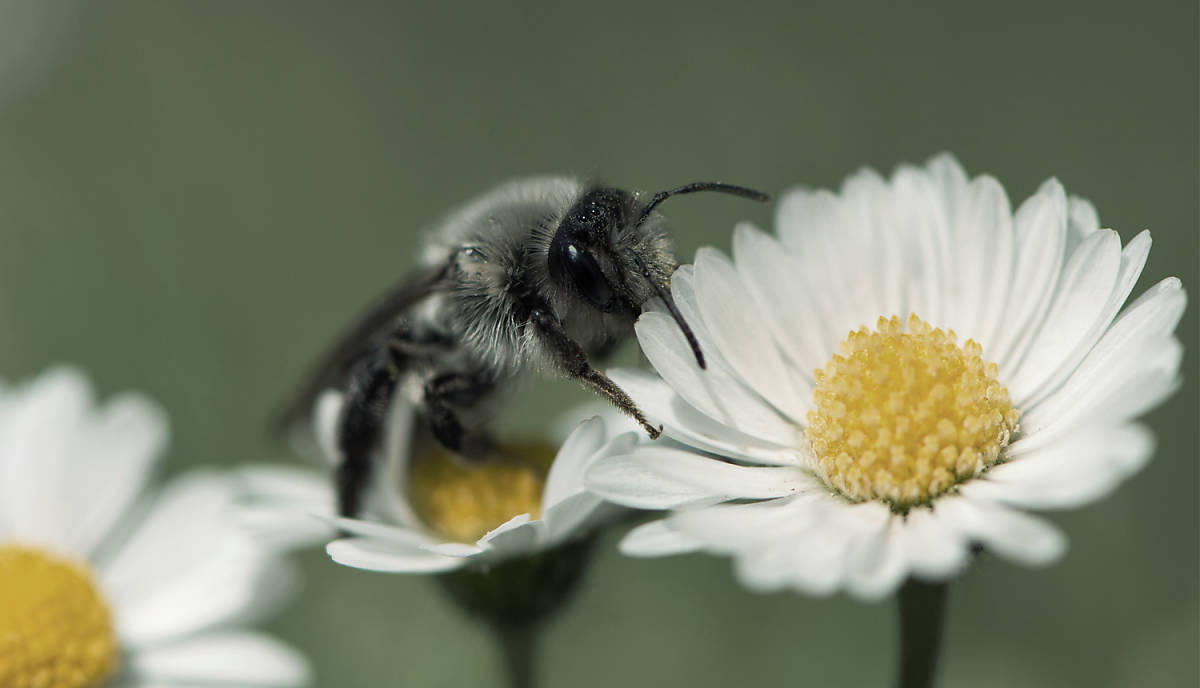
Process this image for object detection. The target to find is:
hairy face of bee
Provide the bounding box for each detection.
[547,187,658,316]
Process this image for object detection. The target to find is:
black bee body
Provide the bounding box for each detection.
[278,177,768,516]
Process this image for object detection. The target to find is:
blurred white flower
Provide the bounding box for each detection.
[0,367,309,687]
[586,154,1186,600]
[242,392,637,574]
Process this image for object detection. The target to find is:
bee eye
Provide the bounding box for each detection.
[549,238,614,310]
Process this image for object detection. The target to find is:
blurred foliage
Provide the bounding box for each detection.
[0,0,1194,686]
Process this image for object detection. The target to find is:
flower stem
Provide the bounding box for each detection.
[896,578,950,688]
[493,621,539,688]
[436,539,594,688]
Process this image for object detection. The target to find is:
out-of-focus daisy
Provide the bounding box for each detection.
[0,367,309,687]
[243,392,636,574]
[242,398,638,688]
[586,154,1186,600]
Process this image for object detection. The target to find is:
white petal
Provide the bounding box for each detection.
[118,553,293,649]
[823,175,897,328]
[325,516,438,547]
[542,491,608,544]
[1037,177,1070,246]
[664,491,835,551]
[0,368,95,551]
[1021,335,1181,453]
[635,311,800,445]
[607,368,806,466]
[1068,195,1100,237]
[374,397,423,528]
[897,505,969,580]
[585,447,808,510]
[542,417,630,509]
[478,514,544,557]
[693,248,808,418]
[841,168,907,318]
[619,519,704,557]
[934,175,1012,350]
[667,265,736,374]
[238,465,330,508]
[106,474,295,645]
[776,186,884,346]
[731,222,829,380]
[1022,230,1152,406]
[733,520,851,597]
[313,390,344,468]
[925,154,970,218]
[968,424,1154,509]
[423,542,485,557]
[935,495,1065,567]
[235,465,336,551]
[327,537,464,573]
[1020,277,1186,442]
[843,506,908,600]
[1023,361,1179,461]
[479,512,531,539]
[64,393,169,557]
[890,164,953,326]
[102,473,250,625]
[1006,229,1122,402]
[237,506,334,553]
[775,188,845,265]
[1100,274,1186,339]
[989,193,1066,372]
[131,631,309,686]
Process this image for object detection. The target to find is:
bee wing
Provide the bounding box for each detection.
[271,263,448,438]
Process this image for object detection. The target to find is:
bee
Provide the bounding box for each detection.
[276,177,768,517]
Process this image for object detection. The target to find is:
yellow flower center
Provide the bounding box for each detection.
[408,442,555,543]
[0,544,119,688]
[806,314,1019,509]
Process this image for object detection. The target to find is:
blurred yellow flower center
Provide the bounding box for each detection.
[806,315,1019,509]
[0,544,119,688]
[408,442,555,543]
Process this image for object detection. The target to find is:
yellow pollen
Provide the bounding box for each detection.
[0,544,119,688]
[408,442,555,543]
[806,314,1019,509]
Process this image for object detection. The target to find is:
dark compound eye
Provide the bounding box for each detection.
[548,238,614,310]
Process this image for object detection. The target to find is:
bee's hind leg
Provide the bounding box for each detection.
[336,354,401,518]
[334,321,449,518]
[424,372,495,460]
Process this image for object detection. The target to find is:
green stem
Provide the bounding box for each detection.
[493,622,539,688]
[896,578,950,688]
[436,539,593,688]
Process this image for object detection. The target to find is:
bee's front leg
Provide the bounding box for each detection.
[527,306,662,440]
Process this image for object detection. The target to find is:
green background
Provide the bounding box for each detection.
[0,1,1195,686]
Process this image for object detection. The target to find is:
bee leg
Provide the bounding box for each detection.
[336,352,402,518]
[334,320,459,518]
[424,372,495,460]
[529,307,662,440]
[390,320,455,355]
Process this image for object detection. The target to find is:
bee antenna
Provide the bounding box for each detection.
[637,181,769,226]
[630,252,707,370]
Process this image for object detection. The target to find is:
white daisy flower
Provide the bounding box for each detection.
[0,367,310,687]
[585,154,1186,600]
[242,391,637,574]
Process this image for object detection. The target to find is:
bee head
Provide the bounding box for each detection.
[547,182,769,370]
[547,187,635,315]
